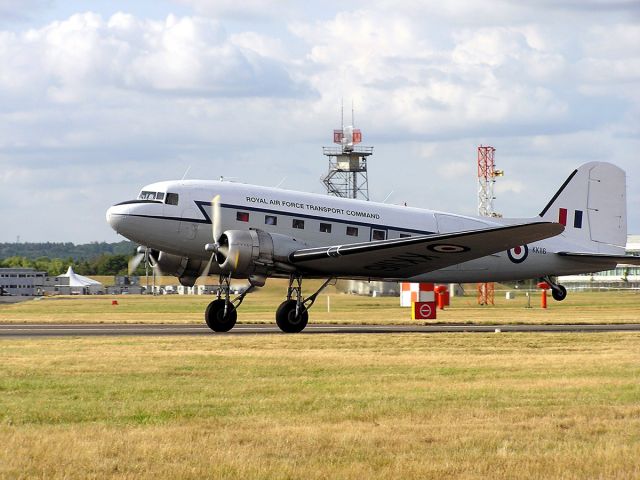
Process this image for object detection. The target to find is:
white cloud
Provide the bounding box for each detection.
[0,12,306,108]
[0,2,639,241]
[173,0,294,20]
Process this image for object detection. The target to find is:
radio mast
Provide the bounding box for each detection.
[477,145,504,305]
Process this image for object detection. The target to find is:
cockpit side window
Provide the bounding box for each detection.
[155,192,165,201]
[166,193,179,205]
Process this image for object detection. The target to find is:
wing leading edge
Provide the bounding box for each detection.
[290,221,564,279]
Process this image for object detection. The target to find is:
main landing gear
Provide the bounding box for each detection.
[543,276,567,301]
[204,274,334,333]
[275,276,334,333]
[205,274,253,332]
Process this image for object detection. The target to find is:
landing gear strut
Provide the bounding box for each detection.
[204,274,254,332]
[543,276,567,301]
[275,276,334,333]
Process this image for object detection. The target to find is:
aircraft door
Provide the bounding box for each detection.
[179,208,199,240]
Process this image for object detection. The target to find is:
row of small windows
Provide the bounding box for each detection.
[0,273,44,278]
[235,210,401,239]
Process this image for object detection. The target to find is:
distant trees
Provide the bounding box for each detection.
[0,241,139,276]
[0,254,133,276]
[0,241,135,260]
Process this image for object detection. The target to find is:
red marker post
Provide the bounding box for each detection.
[434,285,449,310]
[537,282,550,309]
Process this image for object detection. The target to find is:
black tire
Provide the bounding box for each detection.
[205,299,237,332]
[275,300,309,333]
[551,285,567,301]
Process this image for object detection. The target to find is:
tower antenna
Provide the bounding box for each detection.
[351,99,354,126]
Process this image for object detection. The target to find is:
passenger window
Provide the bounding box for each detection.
[372,229,386,240]
[237,212,250,222]
[320,223,332,233]
[166,193,179,205]
[346,226,358,236]
[265,215,277,226]
[292,219,304,229]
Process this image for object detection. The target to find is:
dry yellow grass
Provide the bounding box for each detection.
[1,280,639,325]
[0,333,639,479]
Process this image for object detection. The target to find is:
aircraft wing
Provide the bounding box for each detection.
[557,252,640,266]
[289,222,563,278]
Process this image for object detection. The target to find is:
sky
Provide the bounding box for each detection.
[0,0,639,243]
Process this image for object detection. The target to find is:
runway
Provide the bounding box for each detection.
[1,322,640,337]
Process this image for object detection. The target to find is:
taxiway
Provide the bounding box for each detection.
[2,322,640,337]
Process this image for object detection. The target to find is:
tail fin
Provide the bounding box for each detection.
[539,162,626,252]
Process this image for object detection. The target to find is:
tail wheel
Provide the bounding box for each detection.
[275,300,309,333]
[205,299,237,332]
[551,285,567,301]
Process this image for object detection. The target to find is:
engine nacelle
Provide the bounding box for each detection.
[216,229,304,282]
[152,251,204,287]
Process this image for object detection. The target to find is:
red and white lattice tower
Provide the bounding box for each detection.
[478,145,499,217]
[477,145,503,305]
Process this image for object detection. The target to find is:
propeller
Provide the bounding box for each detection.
[201,194,227,278]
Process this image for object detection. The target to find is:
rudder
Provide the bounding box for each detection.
[539,162,626,252]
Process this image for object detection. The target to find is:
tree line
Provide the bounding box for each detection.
[0,241,142,276]
[0,241,135,260]
[0,254,136,276]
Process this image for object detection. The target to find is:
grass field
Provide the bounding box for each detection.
[1,333,639,479]
[1,280,639,325]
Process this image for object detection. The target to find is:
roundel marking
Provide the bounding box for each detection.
[507,244,529,263]
[427,243,470,254]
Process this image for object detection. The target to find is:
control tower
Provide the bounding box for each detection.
[322,120,373,200]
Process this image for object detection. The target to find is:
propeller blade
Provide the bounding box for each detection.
[148,250,162,276]
[211,194,221,242]
[200,253,215,279]
[128,252,144,275]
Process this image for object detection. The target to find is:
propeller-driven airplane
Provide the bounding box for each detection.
[107,161,640,333]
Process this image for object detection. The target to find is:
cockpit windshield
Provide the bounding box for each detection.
[137,190,178,204]
[138,191,165,201]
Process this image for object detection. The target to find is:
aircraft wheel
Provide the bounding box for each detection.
[275,300,309,333]
[205,299,237,332]
[551,285,567,302]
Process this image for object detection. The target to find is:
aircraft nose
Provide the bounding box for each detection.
[106,203,130,233]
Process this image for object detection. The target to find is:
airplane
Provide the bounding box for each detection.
[106,161,640,333]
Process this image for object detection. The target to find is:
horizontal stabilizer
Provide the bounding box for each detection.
[557,252,640,266]
[290,221,564,279]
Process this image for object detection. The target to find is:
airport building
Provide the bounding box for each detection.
[0,268,47,296]
[0,267,105,296]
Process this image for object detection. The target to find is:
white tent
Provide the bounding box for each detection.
[58,266,102,286]
[56,266,103,294]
